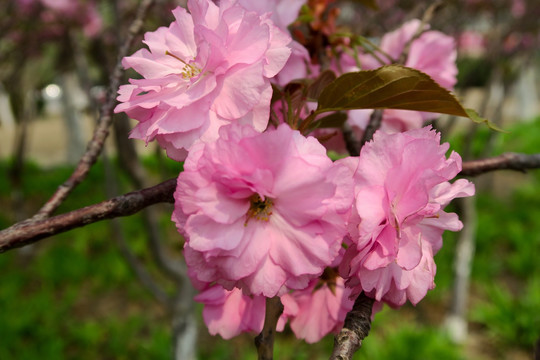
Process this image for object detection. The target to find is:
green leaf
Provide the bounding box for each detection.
[306,70,337,101]
[316,65,502,130]
[465,108,507,132]
[312,112,348,129]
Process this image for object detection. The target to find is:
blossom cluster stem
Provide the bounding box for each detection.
[255,296,284,360]
[2,153,540,254]
[329,292,374,360]
[359,109,384,149]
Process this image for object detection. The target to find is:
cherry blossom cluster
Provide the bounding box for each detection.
[115,0,475,343]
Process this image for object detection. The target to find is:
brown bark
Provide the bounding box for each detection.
[0,179,175,253]
[329,292,375,360]
[255,297,284,360]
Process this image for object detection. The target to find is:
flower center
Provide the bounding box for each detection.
[390,200,402,239]
[165,51,202,80]
[314,267,339,295]
[245,194,273,226]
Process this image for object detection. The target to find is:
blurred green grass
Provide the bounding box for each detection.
[1,119,539,359]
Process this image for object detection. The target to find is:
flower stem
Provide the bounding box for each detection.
[255,296,283,360]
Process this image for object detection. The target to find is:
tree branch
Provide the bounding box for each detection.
[329,292,374,360]
[0,179,176,253]
[2,152,540,254]
[33,0,155,221]
[460,152,540,176]
[358,109,383,150]
[342,122,362,157]
[255,296,284,360]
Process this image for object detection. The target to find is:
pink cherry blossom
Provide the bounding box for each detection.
[340,126,474,306]
[237,0,315,86]
[114,0,292,160]
[348,19,458,132]
[195,283,289,339]
[361,19,457,90]
[511,0,526,18]
[16,0,102,39]
[280,268,354,343]
[458,30,486,58]
[237,0,305,30]
[173,123,353,297]
[194,284,267,339]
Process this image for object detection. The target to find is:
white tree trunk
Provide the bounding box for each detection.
[445,195,477,343]
[60,72,87,165]
[173,280,197,360]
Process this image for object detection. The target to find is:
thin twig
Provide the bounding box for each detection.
[113,215,172,305]
[113,114,185,281]
[398,1,444,64]
[33,0,155,221]
[0,179,176,253]
[102,144,171,305]
[342,122,362,156]
[359,109,383,150]
[329,292,374,360]
[255,297,284,360]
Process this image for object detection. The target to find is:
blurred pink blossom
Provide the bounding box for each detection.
[350,19,458,132]
[41,0,76,15]
[115,0,292,160]
[457,30,486,57]
[340,127,475,307]
[194,284,268,339]
[280,268,354,343]
[173,123,353,297]
[16,0,102,38]
[362,19,457,90]
[511,0,526,17]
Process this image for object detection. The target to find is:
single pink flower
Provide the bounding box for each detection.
[340,126,474,306]
[280,268,354,343]
[195,282,289,339]
[173,123,353,297]
[194,284,267,339]
[115,0,292,160]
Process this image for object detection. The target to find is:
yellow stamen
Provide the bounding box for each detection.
[314,267,338,295]
[165,51,202,80]
[245,194,273,226]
